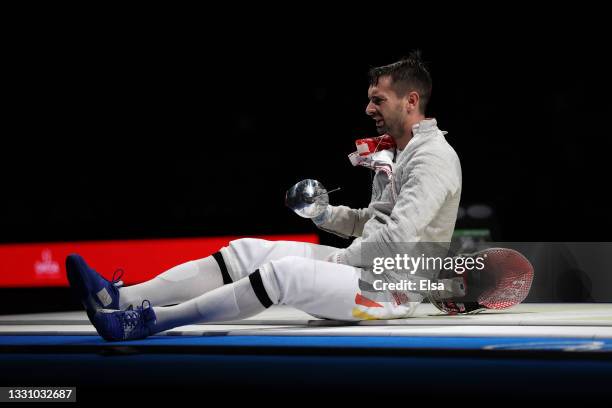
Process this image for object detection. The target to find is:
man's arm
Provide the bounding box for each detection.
[313,205,372,239]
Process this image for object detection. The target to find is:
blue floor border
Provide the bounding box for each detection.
[1,334,612,352]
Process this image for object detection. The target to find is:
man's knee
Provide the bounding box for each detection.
[221,238,274,281]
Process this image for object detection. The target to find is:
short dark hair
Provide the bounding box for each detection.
[368,50,432,114]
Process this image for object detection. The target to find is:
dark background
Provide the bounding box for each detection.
[3,28,610,244]
[1,18,611,309]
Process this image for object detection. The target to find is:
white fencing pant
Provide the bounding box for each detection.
[219,238,419,321]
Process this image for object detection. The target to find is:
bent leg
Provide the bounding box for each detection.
[118,238,334,310]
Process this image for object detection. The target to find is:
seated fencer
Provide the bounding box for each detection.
[66,51,533,341]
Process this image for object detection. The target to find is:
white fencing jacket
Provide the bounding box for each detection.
[316,119,462,268]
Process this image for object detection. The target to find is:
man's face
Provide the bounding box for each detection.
[365,76,407,137]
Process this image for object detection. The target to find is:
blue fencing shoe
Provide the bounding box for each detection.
[66,254,123,322]
[93,301,157,341]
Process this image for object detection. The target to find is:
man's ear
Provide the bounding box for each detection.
[406,91,420,113]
